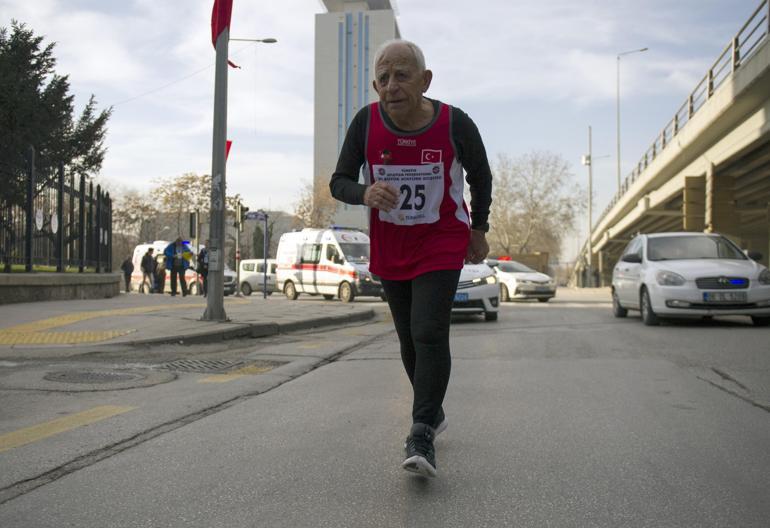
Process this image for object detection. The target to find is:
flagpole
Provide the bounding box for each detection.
[202,24,229,321]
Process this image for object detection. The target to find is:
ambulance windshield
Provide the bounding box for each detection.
[339,243,369,263]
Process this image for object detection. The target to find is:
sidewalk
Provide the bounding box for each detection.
[0,292,377,358]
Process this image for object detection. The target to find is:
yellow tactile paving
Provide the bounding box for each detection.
[0,330,133,345]
[0,300,249,345]
[0,405,135,453]
[198,364,274,383]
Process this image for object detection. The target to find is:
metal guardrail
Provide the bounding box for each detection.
[595,0,770,227]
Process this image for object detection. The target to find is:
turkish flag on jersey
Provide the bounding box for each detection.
[211,0,240,68]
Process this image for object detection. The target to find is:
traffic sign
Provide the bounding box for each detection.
[245,211,267,221]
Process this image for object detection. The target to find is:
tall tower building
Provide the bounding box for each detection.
[314,0,400,230]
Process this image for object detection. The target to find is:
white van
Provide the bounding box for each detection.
[276,227,384,302]
[239,258,277,296]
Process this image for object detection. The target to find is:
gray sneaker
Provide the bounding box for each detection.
[433,407,447,437]
[402,423,437,478]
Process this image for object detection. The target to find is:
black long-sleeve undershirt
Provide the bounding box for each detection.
[329,99,493,232]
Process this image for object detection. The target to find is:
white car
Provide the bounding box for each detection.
[452,263,499,321]
[611,232,770,326]
[239,259,277,296]
[487,259,556,302]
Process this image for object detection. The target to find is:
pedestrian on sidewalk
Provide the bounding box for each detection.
[329,39,492,478]
[120,257,134,292]
[154,254,166,294]
[140,248,155,293]
[164,237,192,297]
[197,242,209,297]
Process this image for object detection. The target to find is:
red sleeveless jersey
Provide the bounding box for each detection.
[365,102,470,280]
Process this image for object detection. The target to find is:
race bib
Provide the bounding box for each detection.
[372,163,444,226]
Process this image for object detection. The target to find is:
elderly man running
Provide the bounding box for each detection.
[330,39,493,478]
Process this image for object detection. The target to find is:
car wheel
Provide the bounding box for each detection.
[484,311,498,322]
[500,284,509,302]
[612,289,628,318]
[284,281,298,300]
[241,282,252,296]
[751,316,770,327]
[323,294,334,300]
[339,282,355,303]
[187,281,199,295]
[537,298,549,303]
[640,287,659,326]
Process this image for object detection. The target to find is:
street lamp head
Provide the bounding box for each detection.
[618,47,649,58]
[230,37,278,43]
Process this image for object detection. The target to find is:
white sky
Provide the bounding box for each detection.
[1,0,761,259]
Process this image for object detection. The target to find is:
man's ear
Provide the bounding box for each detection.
[422,69,433,93]
[372,79,379,94]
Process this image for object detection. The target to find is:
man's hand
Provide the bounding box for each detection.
[364,181,399,212]
[465,229,489,264]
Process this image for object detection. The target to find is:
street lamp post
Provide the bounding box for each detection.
[202,35,276,321]
[581,127,593,288]
[616,47,648,192]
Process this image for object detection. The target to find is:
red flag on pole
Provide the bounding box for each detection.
[211,0,240,68]
[225,140,233,160]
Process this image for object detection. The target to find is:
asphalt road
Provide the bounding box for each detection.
[1,292,769,527]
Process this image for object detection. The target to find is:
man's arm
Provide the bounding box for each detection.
[329,107,369,205]
[452,107,493,263]
[452,107,493,233]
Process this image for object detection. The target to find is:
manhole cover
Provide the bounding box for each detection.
[43,370,146,384]
[160,359,244,373]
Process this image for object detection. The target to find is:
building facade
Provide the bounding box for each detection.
[314,0,400,230]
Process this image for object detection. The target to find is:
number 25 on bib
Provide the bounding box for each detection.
[373,163,444,226]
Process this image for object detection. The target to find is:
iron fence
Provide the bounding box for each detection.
[0,146,112,273]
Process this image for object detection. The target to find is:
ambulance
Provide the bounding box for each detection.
[275,227,384,302]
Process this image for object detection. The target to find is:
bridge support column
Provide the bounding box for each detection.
[683,175,705,231]
[705,163,739,240]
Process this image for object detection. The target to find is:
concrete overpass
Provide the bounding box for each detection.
[575,0,770,286]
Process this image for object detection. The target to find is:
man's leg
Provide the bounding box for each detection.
[380,278,415,384]
[180,269,189,296]
[170,268,178,295]
[409,269,460,426]
[124,274,130,292]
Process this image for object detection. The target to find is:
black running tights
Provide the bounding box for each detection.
[381,269,461,426]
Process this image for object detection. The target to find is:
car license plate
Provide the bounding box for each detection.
[703,291,747,302]
[536,286,550,292]
[454,292,469,302]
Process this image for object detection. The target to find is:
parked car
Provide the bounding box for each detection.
[487,258,557,302]
[240,258,277,296]
[452,263,499,321]
[223,265,237,296]
[611,232,770,326]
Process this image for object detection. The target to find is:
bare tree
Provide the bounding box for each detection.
[489,151,584,259]
[155,172,211,235]
[293,181,337,229]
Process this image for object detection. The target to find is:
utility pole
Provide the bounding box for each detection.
[202,22,230,321]
[234,200,243,297]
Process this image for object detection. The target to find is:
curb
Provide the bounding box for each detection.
[70,310,377,349]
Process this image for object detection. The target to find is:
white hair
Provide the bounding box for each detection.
[372,39,426,72]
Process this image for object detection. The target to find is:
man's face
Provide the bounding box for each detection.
[372,44,432,121]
